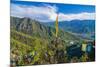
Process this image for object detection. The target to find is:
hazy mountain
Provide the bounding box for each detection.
[44,20,95,40]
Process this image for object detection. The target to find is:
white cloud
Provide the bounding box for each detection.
[11,3,95,22]
[58,12,95,21]
[11,3,58,22]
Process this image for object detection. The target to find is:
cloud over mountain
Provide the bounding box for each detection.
[11,3,95,22]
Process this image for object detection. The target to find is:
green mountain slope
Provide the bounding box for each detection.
[10,16,87,66]
[11,16,82,41]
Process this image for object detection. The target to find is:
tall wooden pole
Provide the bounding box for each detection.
[55,15,59,37]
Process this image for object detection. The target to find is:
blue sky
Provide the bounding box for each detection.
[11,0,95,22]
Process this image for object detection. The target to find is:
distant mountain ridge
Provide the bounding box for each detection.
[44,20,95,40]
[44,20,95,33]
